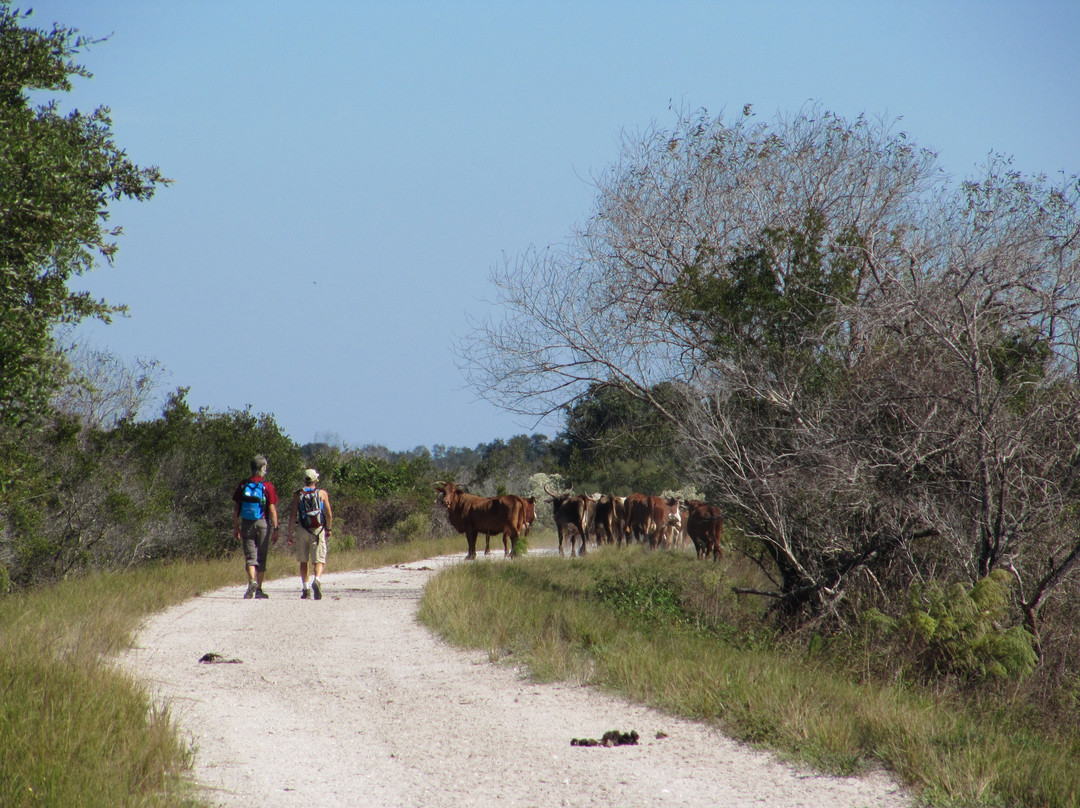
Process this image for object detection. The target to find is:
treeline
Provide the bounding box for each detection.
[0,374,682,591]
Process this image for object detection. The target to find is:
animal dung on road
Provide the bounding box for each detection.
[570,729,640,747]
[198,652,242,664]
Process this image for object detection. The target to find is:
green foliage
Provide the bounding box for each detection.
[331,453,433,501]
[472,433,559,492]
[0,390,304,588]
[561,383,685,492]
[864,570,1038,682]
[111,389,301,546]
[390,511,431,544]
[670,210,860,376]
[0,3,169,428]
[594,574,688,626]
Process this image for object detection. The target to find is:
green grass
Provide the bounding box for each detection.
[417,542,1080,808]
[0,534,465,808]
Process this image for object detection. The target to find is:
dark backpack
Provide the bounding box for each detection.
[239,480,266,521]
[299,487,323,529]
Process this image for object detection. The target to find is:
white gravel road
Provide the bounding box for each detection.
[120,553,911,808]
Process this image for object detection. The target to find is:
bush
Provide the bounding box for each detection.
[862,570,1038,683]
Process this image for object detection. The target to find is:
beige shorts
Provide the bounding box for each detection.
[294,525,327,565]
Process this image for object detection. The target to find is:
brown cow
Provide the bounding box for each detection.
[434,482,524,559]
[683,500,724,561]
[625,493,683,549]
[591,494,619,546]
[544,485,591,557]
[521,496,537,537]
[483,494,534,556]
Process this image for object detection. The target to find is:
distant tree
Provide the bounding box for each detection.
[51,342,166,429]
[0,3,169,429]
[472,434,559,495]
[560,382,685,493]
[463,104,1080,640]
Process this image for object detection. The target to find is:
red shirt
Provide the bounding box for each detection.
[232,476,279,509]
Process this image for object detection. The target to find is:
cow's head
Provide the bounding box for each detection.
[543,484,572,509]
[664,497,683,528]
[434,481,462,508]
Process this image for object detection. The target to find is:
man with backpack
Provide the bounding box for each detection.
[286,468,334,600]
[232,454,280,599]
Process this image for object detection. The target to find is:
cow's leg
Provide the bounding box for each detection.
[557,527,565,556]
[466,530,478,560]
[575,522,587,556]
[484,533,492,555]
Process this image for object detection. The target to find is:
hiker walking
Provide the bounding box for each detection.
[232,454,280,598]
[287,468,333,599]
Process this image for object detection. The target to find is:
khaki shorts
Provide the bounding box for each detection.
[294,525,327,566]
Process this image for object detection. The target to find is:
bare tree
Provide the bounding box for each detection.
[52,342,167,429]
[463,105,1080,635]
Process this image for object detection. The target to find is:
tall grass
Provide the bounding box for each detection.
[0,535,464,808]
[418,544,1080,808]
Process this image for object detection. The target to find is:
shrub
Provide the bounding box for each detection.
[862,570,1038,682]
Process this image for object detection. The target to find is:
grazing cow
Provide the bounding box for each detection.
[625,493,683,549]
[591,495,619,546]
[683,500,724,561]
[434,481,524,559]
[544,485,591,557]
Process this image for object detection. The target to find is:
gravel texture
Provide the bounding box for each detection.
[120,553,911,807]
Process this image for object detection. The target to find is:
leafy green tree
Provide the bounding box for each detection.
[560,383,684,493]
[472,434,559,495]
[0,3,169,429]
[111,390,302,554]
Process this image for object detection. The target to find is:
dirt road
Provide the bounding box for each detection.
[121,554,910,807]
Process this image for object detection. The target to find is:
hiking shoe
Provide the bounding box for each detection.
[255,589,269,599]
[312,579,322,600]
[301,589,311,599]
[243,582,257,599]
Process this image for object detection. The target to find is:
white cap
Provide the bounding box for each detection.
[303,468,319,483]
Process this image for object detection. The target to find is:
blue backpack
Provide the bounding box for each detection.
[240,480,266,521]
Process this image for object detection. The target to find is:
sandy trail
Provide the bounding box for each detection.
[120,553,911,807]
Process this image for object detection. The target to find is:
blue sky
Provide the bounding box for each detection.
[35,1,1080,451]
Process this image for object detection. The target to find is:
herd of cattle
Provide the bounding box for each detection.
[433,481,724,562]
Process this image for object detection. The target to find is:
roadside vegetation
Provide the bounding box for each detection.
[420,543,1080,808]
[0,536,464,808]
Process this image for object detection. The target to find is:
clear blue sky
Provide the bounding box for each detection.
[35,1,1080,451]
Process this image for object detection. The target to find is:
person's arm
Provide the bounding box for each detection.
[269,502,279,544]
[233,500,242,539]
[321,490,333,534]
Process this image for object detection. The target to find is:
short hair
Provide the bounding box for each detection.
[251,455,268,475]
